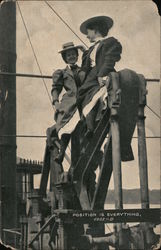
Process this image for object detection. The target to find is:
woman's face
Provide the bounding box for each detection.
[86,29,97,43]
[65,49,78,65]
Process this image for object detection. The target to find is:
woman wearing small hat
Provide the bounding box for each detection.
[51,42,85,163]
[78,16,122,135]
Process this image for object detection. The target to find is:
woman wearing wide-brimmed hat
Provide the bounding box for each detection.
[78,15,122,135]
[50,42,85,163]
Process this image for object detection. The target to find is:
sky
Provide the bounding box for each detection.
[15,0,160,190]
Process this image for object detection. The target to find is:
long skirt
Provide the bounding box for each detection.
[54,91,80,139]
[78,68,141,162]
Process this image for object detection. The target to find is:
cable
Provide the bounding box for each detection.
[16,1,54,110]
[0,72,52,79]
[146,79,160,82]
[0,135,46,138]
[107,136,161,139]
[146,104,160,119]
[44,0,88,48]
[133,136,161,138]
[0,135,161,139]
[105,224,112,233]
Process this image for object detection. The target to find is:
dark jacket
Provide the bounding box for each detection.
[51,65,81,105]
[51,65,82,133]
[81,36,122,77]
[78,37,122,108]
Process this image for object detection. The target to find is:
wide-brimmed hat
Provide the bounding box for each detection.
[80,16,113,35]
[58,42,83,54]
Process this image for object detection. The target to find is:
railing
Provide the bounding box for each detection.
[2,228,21,249]
[0,71,160,82]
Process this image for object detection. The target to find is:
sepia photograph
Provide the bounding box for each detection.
[0,0,160,249]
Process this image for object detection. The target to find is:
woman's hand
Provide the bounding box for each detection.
[77,45,86,52]
[98,76,110,87]
[98,77,105,87]
[53,100,59,110]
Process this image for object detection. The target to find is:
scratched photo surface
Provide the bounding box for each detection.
[16,0,160,191]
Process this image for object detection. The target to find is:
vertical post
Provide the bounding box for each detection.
[50,145,63,213]
[0,0,17,243]
[111,116,123,210]
[56,182,69,250]
[20,222,24,250]
[109,73,126,249]
[39,144,51,198]
[137,75,150,250]
[57,220,67,250]
[29,173,34,192]
[20,216,28,250]
[24,220,28,250]
[109,73,123,210]
[137,75,149,209]
[24,172,27,200]
[71,126,80,167]
[49,138,68,249]
[28,191,43,249]
[35,215,43,250]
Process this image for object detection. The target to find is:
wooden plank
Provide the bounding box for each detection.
[29,215,55,247]
[71,125,81,167]
[91,134,112,210]
[73,109,110,182]
[111,118,123,210]
[74,109,111,209]
[39,145,51,197]
[137,75,149,209]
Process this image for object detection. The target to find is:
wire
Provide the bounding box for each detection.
[146,79,160,82]
[133,136,161,138]
[105,224,112,233]
[0,135,160,139]
[0,135,46,138]
[105,135,161,139]
[16,1,54,110]
[0,72,52,79]
[146,104,160,119]
[44,0,88,48]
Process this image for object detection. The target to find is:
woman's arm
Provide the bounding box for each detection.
[51,69,63,105]
[97,37,122,77]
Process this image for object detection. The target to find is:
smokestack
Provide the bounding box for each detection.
[0,0,17,244]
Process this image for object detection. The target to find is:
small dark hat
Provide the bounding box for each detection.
[59,42,84,54]
[80,16,113,35]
